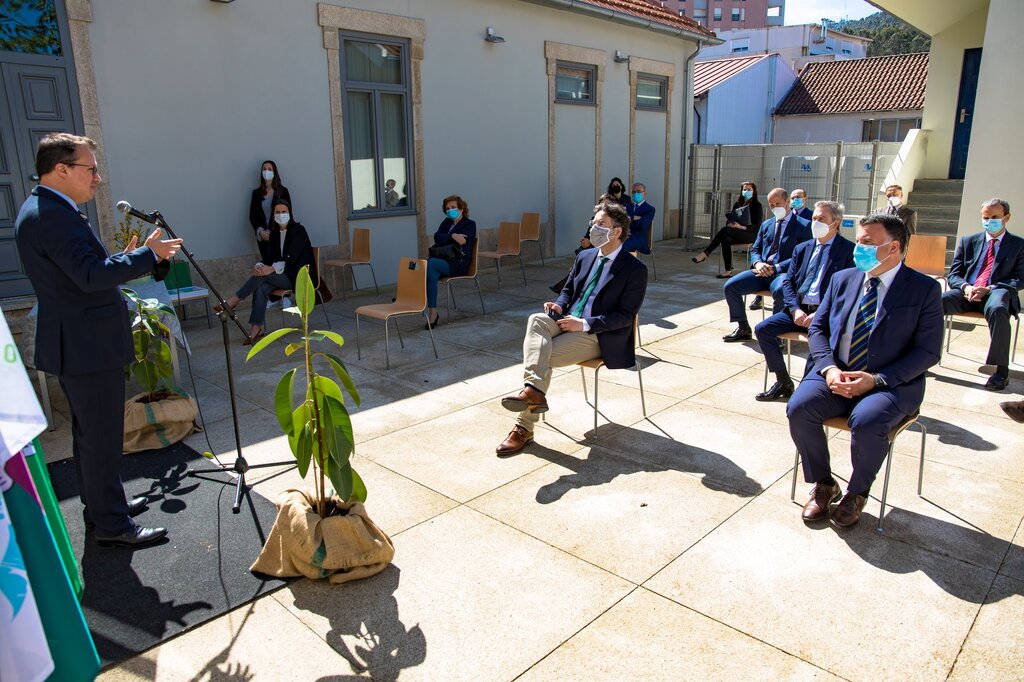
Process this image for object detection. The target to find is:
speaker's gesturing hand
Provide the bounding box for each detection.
[144,227,183,261]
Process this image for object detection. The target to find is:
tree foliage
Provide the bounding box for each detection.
[834,12,931,57]
[0,0,61,56]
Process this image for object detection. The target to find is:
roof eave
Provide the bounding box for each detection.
[520,0,724,45]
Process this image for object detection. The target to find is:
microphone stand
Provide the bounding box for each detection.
[149,211,294,513]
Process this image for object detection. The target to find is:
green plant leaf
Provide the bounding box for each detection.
[245,327,298,360]
[274,368,297,434]
[350,467,367,503]
[294,266,315,317]
[155,339,173,379]
[312,375,343,405]
[320,353,361,407]
[133,328,149,361]
[131,361,159,394]
[201,451,215,459]
[120,288,140,304]
[321,394,354,468]
[284,343,303,356]
[286,402,312,476]
[295,424,312,478]
[326,458,353,503]
[314,330,346,350]
[151,302,176,316]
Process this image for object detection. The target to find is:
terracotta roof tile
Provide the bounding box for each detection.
[576,0,716,37]
[775,52,929,116]
[694,54,770,97]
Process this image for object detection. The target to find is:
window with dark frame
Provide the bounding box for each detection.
[555,61,596,104]
[861,117,922,142]
[340,33,415,217]
[636,74,667,111]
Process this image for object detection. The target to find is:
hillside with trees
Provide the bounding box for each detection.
[835,12,931,57]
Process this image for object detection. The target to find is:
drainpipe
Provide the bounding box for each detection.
[679,40,703,247]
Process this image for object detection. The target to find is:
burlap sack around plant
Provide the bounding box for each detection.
[123,392,200,453]
[251,488,394,584]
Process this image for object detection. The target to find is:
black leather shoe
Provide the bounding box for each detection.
[756,380,795,402]
[832,492,867,528]
[424,313,440,330]
[84,496,148,531]
[748,296,763,311]
[985,372,1009,392]
[722,326,752,342]
[96,525,168,548]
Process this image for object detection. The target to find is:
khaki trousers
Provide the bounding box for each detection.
[518,313,601,430]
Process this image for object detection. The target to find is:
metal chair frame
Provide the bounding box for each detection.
[323,227,380,299]
[439,240,486,322]
[355,257,438,370]
[479,221,527,287]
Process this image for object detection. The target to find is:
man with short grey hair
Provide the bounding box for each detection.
[943,198,1024,391]
[881,184,918,234]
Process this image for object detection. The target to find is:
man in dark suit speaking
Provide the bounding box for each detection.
[16,133,182,547]
[943,198,1024,391]
[787,213,942,528]
[496,201,647,455]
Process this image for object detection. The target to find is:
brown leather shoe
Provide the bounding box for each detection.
[832,492,867,528]
[801,480,842,522]
[496,425,533,456]
[1000,400,1024,423]
[500,386,549,413]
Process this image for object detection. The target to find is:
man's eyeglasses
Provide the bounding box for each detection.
[65,163,100,176]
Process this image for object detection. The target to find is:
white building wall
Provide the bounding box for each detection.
[697,25,869,68]
[701,56,796,144]
[773,110,923,143]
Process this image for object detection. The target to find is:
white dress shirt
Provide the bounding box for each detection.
[837,262,902,366]
[576,243,623,331]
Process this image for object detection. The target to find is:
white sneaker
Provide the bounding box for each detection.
[266,299,280,310]
[281,295,292,309]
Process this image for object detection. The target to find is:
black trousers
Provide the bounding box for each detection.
[704,226,757,270]
[941,288,1014,367]
[59,368,133,536]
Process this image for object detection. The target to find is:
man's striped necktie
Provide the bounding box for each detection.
[847,277,880,372]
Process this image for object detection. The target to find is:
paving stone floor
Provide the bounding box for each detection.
[38,239,1024,681]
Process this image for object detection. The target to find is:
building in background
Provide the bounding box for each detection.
[772,52,928,144]
[666,0,785,30]
[697,23,870,72]
[693,54,796,143]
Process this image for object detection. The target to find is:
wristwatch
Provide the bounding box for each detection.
[872,373,886,388]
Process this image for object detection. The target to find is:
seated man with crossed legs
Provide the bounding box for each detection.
[496,201,648,455]
[787,213,943,528]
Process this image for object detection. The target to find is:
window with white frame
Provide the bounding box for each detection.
[861,117,922,142]
[841,40,853,55]
[555,61,596,104]
[636,74,667,111]
[732,8,744,21]
[340,34,415,216]
[713,7,722,20]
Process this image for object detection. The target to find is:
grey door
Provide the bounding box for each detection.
[0,0,85,298]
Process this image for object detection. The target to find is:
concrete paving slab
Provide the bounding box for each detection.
[947,574,1024,681]
[273,506,633,682]
[648,322,768,367]
[388,348,524,406]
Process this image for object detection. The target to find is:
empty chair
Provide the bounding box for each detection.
[904,234,948,287]
[479,222,526,287]
[576,317,647,436]
[323,227,380,299]
[355,258,438,370]
[519,212,544,265]
[439,240,485,322]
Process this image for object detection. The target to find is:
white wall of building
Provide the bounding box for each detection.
[696,55,796,143]
[697,25,869,69]
[773,109,923,143]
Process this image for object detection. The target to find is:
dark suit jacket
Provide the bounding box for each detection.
[15,186,165,375]
[432,217,477,276]
[624,201,656,254]
[750,213,812,271]
[265,221,314,286]
[249,185,291,235]
[780,234,856,313]
[808,265,943,414]
[897,205,918,235]
[793,206,813,222]
[555,247,648,369]
[946,231,1024,315]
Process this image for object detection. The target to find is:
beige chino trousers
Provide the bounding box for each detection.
[518,312,601,430]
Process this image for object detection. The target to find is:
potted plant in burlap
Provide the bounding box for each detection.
[121,289,200,452]
[247,265,393,584]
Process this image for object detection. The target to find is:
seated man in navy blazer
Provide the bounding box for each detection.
[789,188,814,222]
[497,201,647,454]
[943,198,1024,391]
[754,200,855,401]
[787,213,942,527]
[623,182,655,255]
[16,133,182,547]
[723,188,812,342]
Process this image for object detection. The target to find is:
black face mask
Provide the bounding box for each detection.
[611,186,622,194]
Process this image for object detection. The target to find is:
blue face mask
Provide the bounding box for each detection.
[741,189,753,200]
[983,218,1004,235]
[853,241,893,273]
[632,192,644,203]
[792,197,804,210]
[446,208,460,220]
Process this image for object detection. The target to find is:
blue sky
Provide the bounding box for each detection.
[785,0,879,25]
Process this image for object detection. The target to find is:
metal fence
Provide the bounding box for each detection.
[685,141,903,249]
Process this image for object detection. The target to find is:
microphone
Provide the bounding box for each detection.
[116,200,160,225]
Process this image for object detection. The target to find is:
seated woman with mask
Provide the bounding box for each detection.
[219,198,313,344]
[425,195,477,327]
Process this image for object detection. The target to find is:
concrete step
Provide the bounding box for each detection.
[912,178,964,193]
[915,219,960,238]
[913,205,961,222]
[908,191,963,209]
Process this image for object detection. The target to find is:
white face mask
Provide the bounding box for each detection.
[589,225,612,249]
[811,220,831,240]
[772,206,788,220]
[887,195,901,207]
[262,169,274,182]
[273,212,290,226]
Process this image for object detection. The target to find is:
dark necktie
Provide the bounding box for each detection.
[972,239,996,288]
[571,256,610,318]
[767,219,783,263]
[848,277,880,372]
[797,244,823,298]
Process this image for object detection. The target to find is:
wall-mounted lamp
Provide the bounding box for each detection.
[209,0,235,3]
[485,27,506,43]
[614,50,630,63]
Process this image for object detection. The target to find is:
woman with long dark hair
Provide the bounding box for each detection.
[691,180,764,278]
[248,159,291,261]
[605,177,631,208]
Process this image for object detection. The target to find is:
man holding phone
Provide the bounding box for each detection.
[496,202,647,455]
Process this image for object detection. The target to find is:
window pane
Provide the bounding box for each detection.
[346,92,378,211]
[556,65,592,102]
[0,0,61,56]
[636,78,664,109]
[880,119,898,142]
[380,93,409,209]
[896,119,916,141]
[345,40,402,84]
